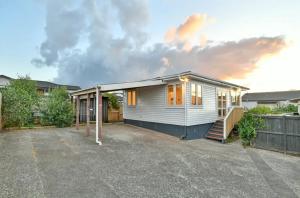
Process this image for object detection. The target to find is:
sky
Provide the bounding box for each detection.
[0,0,300,91]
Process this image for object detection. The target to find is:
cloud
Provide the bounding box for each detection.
[33,0,287,88]
[165,14,208,43]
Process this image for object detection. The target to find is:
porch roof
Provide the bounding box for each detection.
[71,79,166,96]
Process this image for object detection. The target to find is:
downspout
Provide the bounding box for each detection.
[179,75,188,139]
[184,80,188,139]
[95,86,102,145]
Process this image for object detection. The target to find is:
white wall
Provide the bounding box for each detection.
[0,77,10,87]
[124,79,240,126]
[123,84,185,125]
[243,101,258,109]
[186,81,219,126]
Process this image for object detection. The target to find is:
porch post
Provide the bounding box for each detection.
[96,86,102,145]
[86,93,90,136]
[76,96,80,130]
[0,92,2,131]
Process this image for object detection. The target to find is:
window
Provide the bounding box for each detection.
[191,83,202,106]
[197,85,202,105]
[191,84,196,105]
[167,84,183,106]
[176,84,183,105]
[218,91,227,117]
[127,90,136,106]
[231,90,241,106]
[167,85,174,105]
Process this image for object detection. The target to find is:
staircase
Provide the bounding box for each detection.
[206,119,224,142]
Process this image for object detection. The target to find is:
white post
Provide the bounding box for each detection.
[0,92,2,131]
[95,86,102,145]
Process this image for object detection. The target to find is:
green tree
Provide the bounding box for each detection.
[40,87,74,127]
[103,93,120,109]
[2,76,38,127]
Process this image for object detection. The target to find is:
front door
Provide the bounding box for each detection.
[218,91,227,118]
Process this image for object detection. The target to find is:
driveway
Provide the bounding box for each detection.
[0,123,299,198]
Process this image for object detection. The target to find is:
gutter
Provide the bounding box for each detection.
[178,75,188,139]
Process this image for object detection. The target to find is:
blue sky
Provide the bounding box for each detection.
[1,0,300,91]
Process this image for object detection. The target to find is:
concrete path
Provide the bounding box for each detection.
[0,123,299,198]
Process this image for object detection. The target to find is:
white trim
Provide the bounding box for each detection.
[95,86,102,145]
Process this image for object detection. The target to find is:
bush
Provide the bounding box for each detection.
[40,87,74,127]
[2,76,38,127]
[237,113,264,146]
[247,106,272,115]
[103,93,120,109]
[272,104,298,114]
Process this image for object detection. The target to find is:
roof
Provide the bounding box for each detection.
[154,71,249,90]
[71,71,248,96]
[0,74,80,90]
[0,75,12,80]
[242,90,300,102]
[34,80,80,90]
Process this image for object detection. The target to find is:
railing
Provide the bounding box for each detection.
[223,106,244,139]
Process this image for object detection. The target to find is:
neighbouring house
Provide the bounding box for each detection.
[72,71,248,143]
[242,90,300,109]
[0,74,81,95]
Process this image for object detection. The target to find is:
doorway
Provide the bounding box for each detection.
[218,91,227,118]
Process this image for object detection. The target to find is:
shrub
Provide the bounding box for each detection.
[237,113,264,146]
[272,104,298,114]
[40,87,74,127]
[2,76,38,127]
[247,106,272,115]
[103,93,120,109]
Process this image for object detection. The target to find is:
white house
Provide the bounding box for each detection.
[71,71,248,143]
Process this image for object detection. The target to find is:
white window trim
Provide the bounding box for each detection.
[191,83,203,107]
[166,83,184,107]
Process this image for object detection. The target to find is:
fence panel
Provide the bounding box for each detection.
[255,115,300,154]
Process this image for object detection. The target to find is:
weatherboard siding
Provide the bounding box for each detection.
[124,80,235,127]
[123,84,185,126]
[186,81,219,126]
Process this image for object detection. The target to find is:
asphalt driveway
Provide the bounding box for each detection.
[0,123,299,198]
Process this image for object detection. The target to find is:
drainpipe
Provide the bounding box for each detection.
[95,86,102,145]
[179,76,188,139]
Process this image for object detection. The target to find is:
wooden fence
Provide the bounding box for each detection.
[224,107,244,139]
[255,115,300,154]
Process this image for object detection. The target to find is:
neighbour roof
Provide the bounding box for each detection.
[0,74,80,90]
[71,71,248,96]
[242,90,300,102]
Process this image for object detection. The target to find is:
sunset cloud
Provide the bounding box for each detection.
[165,14,208,43]
[32,0,287,88]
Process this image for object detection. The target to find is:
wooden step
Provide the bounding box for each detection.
[206,135,223,141]
[209,128,223,133]
[207,132,223,136]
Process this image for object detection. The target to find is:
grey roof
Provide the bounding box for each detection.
[34,80,80,90]
[242,90,300,102]
[154,71,249,90]
[0,74,80,90]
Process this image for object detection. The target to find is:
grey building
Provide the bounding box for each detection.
[0,74,80,95]
[242,90,300,109]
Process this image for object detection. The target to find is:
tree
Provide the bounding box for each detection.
[103,93,120,109]
[2,76,38,127]
[40,87,74,127]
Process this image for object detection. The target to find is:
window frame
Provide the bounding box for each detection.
[127,89,137,107]
[166,83,184,107]
[190,82,203,107]
[231,90,241,106]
